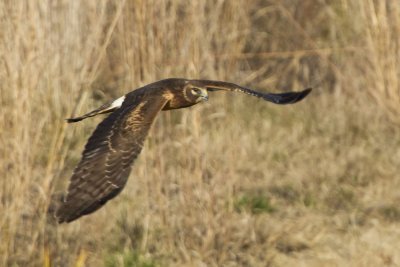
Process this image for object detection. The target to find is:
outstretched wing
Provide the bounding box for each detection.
[56,94,168,223]
[196,80,311,104]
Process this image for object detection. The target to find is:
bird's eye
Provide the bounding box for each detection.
[191,88,202,95]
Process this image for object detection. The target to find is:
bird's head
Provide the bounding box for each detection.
[183,83,209,103]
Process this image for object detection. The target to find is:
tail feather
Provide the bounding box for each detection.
[66,109,106,123]
[66,95,126,123]
[66,116,90,123]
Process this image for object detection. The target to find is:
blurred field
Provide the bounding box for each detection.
[1,0,400,266]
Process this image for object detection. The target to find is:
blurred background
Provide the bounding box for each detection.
[1,0,400,266]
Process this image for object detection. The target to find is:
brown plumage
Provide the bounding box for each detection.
[55,78,312,223]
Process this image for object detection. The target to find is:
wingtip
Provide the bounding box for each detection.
[47,192,70,224]
[294,87,312,103]
[56,216,69,224]
[54,205,77,223]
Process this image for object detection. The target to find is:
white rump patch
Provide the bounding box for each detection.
[110,95,126,109]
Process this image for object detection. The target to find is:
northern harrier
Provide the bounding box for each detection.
[55,78,311,223]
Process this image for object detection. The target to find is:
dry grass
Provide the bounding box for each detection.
[1,0,400,266]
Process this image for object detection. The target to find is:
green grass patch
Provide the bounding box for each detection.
[302,192,317,208]
[234,194,276,214]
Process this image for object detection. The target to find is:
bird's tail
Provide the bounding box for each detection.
[67,95,126,123]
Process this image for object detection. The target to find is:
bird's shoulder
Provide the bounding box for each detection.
[123,79,187,106]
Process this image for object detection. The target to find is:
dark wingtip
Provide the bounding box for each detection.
[296,87,312,102]
[303,87,312,94]
[283,87,313,104]
[56,214,72,224]
[54,204,77,224]
[47,192,68,224]
[265,87,312,104]
[303,87,312,95]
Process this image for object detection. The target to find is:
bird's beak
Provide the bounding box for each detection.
[199,90,209,102]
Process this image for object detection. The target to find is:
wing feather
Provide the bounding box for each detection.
[56,94,168,223]
[196,80,311,104]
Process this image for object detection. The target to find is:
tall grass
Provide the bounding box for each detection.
[0,0,399,266]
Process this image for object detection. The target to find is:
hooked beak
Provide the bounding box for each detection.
[198,90,209,102]
[201,94,209,101]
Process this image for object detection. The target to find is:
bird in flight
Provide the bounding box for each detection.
[54,78,311,223]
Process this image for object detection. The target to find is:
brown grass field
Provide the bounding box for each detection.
[1,0,400,266]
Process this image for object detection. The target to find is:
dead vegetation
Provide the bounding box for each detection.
[1,0,400,266]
